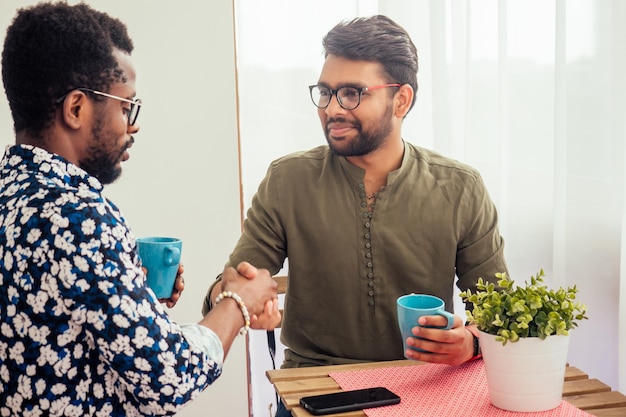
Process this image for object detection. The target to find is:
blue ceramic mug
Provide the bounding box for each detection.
[136,237,182,299]
[397,293,454,357]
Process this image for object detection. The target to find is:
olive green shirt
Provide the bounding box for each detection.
[205,141,507,367]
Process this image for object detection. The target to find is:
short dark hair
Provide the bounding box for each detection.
[322,15,418,111]
[1,2,134,138]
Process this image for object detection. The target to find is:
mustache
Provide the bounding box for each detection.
[326,117,361,129]
[327,117,349,125]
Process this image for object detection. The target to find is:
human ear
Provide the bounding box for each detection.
[394,84,414,118]
[59,90,88,130]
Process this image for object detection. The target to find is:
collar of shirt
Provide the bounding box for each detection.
[1,144,103,193]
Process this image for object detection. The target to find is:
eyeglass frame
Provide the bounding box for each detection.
[55,88,142,126]
[308,83,401,110]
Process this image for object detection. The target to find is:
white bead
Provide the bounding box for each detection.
[214,291,250,335]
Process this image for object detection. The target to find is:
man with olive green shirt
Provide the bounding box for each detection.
[204,14,507,373]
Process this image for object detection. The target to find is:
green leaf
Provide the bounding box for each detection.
[459,269,588,344]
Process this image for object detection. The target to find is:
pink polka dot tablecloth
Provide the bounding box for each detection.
[329,360,593,417]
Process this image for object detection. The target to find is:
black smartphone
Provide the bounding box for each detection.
[299,387,401,415]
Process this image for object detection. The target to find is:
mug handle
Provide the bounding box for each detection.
[164,246,181,266]
[438,309,455,330]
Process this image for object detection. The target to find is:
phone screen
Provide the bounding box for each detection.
[299,387,401,415]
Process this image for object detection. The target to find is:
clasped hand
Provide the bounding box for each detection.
[220,262,282,330]
[403,315,475,366]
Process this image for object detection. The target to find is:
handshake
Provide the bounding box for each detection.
[217,262,282,332]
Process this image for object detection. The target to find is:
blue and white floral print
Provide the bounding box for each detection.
[0,145,221,416]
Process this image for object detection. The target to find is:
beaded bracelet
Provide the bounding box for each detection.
[214,291,251,335]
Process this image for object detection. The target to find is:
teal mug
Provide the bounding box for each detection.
[397,293,454,357]
[136,237,182,299]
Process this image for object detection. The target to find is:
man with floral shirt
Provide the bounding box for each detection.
[0,3,280,416]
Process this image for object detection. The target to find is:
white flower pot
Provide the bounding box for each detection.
[479,331,571,412]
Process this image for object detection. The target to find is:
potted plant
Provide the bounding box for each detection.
[460,269,588,412]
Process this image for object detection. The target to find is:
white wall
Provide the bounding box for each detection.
[1,1,248,416]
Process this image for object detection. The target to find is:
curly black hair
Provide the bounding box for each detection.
[1,2,134,139]
[322,15,418,112]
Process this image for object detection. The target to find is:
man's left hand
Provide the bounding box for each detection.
[158,264,185,308]
[403,314,474,365]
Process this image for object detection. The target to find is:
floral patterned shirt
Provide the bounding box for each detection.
[0,145,222,416]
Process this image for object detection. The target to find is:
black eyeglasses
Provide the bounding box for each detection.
[55,88,142,126]
[308,84,401,110]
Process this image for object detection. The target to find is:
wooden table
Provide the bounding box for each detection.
[267,360,626,417]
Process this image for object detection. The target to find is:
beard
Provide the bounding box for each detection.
[80,115,131,185]
[325,105,395,157]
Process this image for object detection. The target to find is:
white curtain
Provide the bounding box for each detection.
[234,1,626,415]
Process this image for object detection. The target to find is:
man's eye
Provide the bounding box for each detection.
[341,89,359,98]
[318,90,331,97]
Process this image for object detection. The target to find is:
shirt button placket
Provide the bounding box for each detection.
[359,183,376,310]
